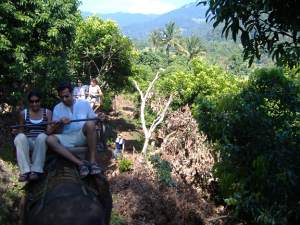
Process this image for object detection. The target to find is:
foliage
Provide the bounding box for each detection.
[69,16,134,91]
[183,35,205,61]
[200,0,300,67]
[101,90,114,112]
[149,22,183,64]
[110,210,126,225]
[149,154,175,187]
[149,30,163,52]
[215,68,300,224]
[158,58,243,132]
[0,159,24,225]
[135,50,167,72]
[0,0,80,108]
[118,158,133,173]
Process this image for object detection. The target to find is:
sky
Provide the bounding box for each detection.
[79,0,196,14]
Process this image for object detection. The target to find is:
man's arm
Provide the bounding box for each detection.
[48,118,71,134]
[48,106,70,134]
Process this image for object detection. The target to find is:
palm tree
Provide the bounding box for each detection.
[185,35,205,61]
[161,22,181,64]
[149,30,162,51]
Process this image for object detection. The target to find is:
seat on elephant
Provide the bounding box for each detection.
[66,146,88,159]
[22,155,112,225]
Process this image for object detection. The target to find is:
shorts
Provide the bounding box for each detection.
[55,128,86,148]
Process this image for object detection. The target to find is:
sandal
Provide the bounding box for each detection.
[29,172,43,181]
[18,172,30,182]
[89,163,102,175]
[78,161,90,177]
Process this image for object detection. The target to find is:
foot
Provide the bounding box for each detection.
[28,172,43,181]
[78,161,90,177]
[18,172,30,182]
[89,163,102,175]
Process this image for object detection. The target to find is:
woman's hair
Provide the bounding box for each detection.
[57,82,73,93]
[27,90,42,101]
[91,78,98,85]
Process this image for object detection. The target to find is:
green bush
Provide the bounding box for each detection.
[118,158,133,173]
[149,154,175,187]
[110,210,126,225]
[101,91,113,112]
[215,68,300,224]
[135,50,167,72]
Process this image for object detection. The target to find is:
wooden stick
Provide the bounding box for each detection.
[10,118,101,129]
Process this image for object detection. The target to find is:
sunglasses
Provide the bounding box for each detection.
[29,99,40,103]
[60,94,71,99]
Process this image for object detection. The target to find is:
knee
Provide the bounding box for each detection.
[85,121,96,131]
[46,135,58,146]
[36,133,48,142]
[14,133,27,145]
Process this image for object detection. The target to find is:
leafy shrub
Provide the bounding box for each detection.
[136,50,167,72]
[0,159,24,225]
[149,154,175,187]
[215,68,300,224]
[101,91,113,112]
[158,57,243,140]
[118,158,133,173]
[110,210,126,225]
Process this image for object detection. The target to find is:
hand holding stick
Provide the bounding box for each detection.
[10,118,101,129]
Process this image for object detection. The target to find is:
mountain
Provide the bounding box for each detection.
[81,2,216,40]
[101,13,159,28]
[123,2,209,39]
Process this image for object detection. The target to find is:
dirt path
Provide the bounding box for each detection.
[102,95,228,225]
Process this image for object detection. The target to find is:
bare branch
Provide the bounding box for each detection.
[133,79,148,137]
[133,80,144,100]
[149,95,173,133]
[133,71,173,155]
[144,72,160,101]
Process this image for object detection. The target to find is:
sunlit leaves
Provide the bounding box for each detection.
[0,0,80,107]
[70,16,133,90]
[199,0,300,67]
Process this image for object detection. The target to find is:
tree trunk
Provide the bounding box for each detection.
[142,136,150,155]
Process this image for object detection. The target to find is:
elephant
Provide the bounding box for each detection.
[22,156,112,225]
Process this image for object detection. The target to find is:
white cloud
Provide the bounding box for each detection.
[79,0,178,14]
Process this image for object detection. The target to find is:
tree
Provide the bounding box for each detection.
[160,22,182,64]
[69,16,133,90]
[149,30,162,52]
[199,0,300,67]
[215,68,300,224]
[0,0,80,108]
[184,35,205,61]
[133,71,173,155]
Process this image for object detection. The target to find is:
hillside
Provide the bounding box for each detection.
[82,2,216,40]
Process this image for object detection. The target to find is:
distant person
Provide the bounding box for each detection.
[88,78,103,109]
[114,134,125,160]
[46,82,102,177]
[73,79,86,100]
[12,90,52,182]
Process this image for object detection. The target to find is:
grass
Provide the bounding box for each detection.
[110,210,126,225]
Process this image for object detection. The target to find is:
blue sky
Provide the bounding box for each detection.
[79,0,196,14]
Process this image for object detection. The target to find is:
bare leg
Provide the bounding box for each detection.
[46,135,83,166]
[82,121,97,163]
